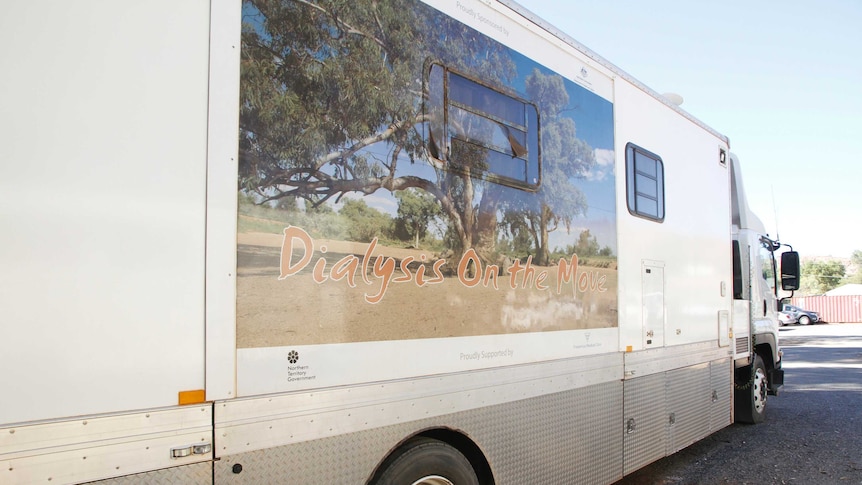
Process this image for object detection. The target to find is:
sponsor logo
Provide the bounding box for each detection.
[287,350,317,382]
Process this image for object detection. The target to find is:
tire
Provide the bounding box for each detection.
[372,437,479,485]
[735,355,768,424]
[798,315,811,325]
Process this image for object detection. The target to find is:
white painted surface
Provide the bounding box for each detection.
[614,77,732,352]
[0,0,210,424]
[206,0,242,402]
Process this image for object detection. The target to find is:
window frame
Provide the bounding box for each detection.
[625,143,665,222]
[425,62,542,191]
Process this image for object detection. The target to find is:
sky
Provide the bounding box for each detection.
[519,0,862,259]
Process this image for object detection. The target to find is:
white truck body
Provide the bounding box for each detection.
[0,1,788,483]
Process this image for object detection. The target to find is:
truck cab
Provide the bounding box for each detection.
[729,153,799,423]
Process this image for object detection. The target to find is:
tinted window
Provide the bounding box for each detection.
[625,143,665,221]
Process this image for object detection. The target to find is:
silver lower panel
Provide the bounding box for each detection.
[84,462,211,485]
[214,380,624,485]
[624,357,732,475]
[84,359,732,485]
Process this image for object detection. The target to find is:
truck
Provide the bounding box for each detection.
[0,0,799,484]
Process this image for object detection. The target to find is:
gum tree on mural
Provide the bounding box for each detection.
[239,0,592,266]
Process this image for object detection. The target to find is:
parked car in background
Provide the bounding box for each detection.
[778,311,797,326]
[781,304,820,325]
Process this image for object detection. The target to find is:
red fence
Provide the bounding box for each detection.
[791,295,862,323]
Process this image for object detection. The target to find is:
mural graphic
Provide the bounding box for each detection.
[237,0,617,348]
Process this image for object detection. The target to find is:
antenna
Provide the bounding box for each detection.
[771,185,781,243]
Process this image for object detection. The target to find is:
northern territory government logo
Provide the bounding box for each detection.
[287,350,299,364]
[287,350,317,383]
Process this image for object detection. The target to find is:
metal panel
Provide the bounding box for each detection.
[735,336,750,355]
[666,363,710,453]
[218,353,621,457]
[84,462,211,485]
[624,357,732,476]
[623,372,667,476]
[215,380,624,485]
[624,341,731,379]
[1,407,212,485]
[710,358,733,431]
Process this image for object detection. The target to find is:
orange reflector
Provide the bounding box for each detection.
[625,345,633,352]
[178,389,206,405]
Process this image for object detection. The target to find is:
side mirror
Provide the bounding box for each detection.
[781,251,800,291]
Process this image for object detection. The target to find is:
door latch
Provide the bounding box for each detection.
[171,443,212,459]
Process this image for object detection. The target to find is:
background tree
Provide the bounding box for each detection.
[394,188,442,248]
[800,259,846,295]
[499,210,535,260]
[840,250,862,285]
[304,198,334,214]
[573,229,600,257]
[274,196,298,212]
[502,69,594,265]
[240,0,516,260]
[339,198,392,243]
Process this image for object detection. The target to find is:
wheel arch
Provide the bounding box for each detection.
[753,342,776,371]
[366,427,495,485]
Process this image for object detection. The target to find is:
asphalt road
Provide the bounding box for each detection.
[615,322,862,485]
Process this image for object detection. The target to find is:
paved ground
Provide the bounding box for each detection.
[615,322,862,485]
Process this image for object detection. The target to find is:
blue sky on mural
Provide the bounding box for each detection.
[506,48,617,251]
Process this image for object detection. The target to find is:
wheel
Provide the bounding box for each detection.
[372,437,479,485]
[798,315,811,325]
[735,355,768,424]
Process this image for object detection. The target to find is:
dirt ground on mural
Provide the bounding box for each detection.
[236,232,618,348]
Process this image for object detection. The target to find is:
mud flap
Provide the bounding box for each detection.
[767,368,784,396]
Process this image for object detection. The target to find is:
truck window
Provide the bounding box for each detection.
[732,240,744,299]
[760,239,776,292]
[426,63,541,190]
[625,143,665,221]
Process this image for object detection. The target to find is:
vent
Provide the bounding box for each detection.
[735,336,750,355]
